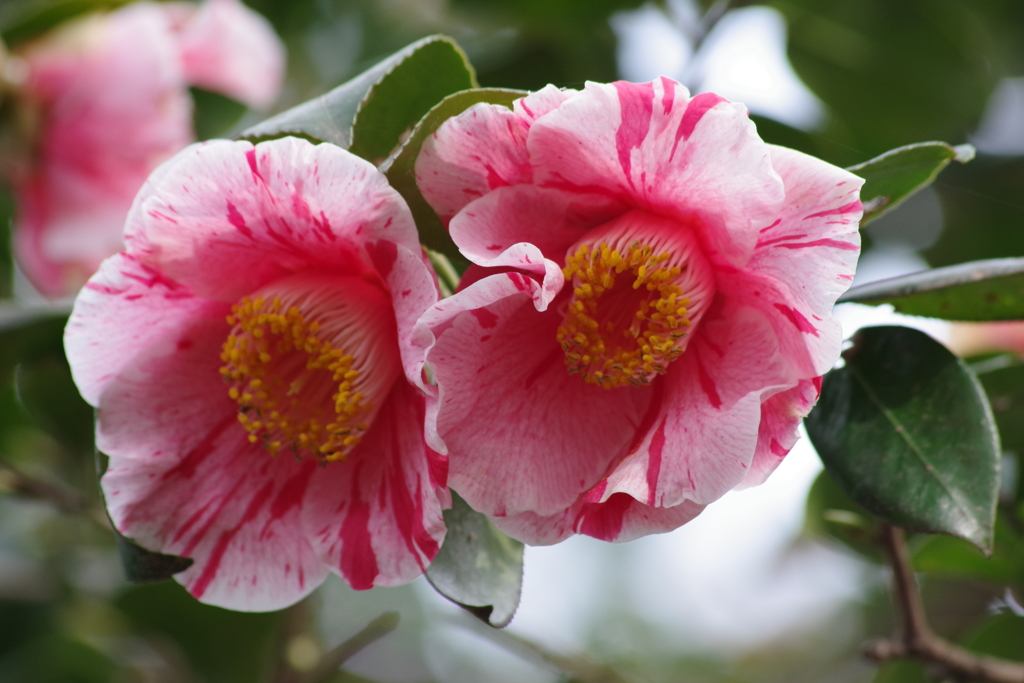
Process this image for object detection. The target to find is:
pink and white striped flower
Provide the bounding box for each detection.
[66,137,446,611]
[414,79,863,545]
[7,0,284,297]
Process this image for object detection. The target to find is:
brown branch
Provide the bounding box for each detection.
[867,524,1024,682]
[0,458,90,514]
[452,613,635,683]
[300,612,399,683]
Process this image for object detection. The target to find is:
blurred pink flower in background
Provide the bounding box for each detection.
[4,0,284,298]
[415,78,863,545]
[167,0,285,110]
[949,320,1024,358]
[65,137,446,610]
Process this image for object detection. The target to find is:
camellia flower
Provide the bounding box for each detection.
[414,79,863,544]
[65,137,446,610]
[4,0,284,298]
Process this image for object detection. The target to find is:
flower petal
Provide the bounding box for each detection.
[103,439,328,611]
[415,85,575,224]
[425,282,653,517]
[449,184,623,269]
[65,252,219,408]
[303,381,446,588]
[529,79,784,267]
[493,493,705,545]
[751,144,863,334]
[735,377,821,489]
[597,298,797,508]
[127,137,418,301]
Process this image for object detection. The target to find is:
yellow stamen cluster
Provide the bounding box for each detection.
[219,295,370,461]
[556,241,691,389]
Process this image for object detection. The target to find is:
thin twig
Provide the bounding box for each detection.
[867,524,1024,682]
[300,612,400,683]
[0,458,90,513]
[452,613,635,683]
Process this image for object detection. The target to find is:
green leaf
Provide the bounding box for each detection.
[240,35,476,163]
[847,141,972,225]
[113,533,194,584]
[805,325,1000,552]
[382,87,524,258]
[425,492,524,628]
[837,257,1024,321]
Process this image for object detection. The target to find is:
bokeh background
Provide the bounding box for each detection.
[2,0,1024,681]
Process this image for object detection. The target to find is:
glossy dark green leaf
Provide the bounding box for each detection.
[805,326,1000,552]
[425,492,524,628]
[382,87,524,258]
[240,35,476,163]
[847,142,970,225]
[838,257,1024,321]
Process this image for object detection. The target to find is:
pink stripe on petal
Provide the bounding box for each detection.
[775,238,859,251]
[774,303,819,336]
[673,92,727,158]
[645,418,668,505]
[575,492,632,541]
[339,470,379,590]
[660,76,677,115]
[803,200,863,219]
[613,81,655,186]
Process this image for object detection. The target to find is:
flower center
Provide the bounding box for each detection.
[219,273,399,462]
[556,212,714,389]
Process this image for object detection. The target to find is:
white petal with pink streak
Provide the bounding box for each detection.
[750,144,862,339]
[493,493,705,545]
[65,251,221,408]
[529,79,784,267]
[425,283,653,517]
[303,381,446,589]
[126,138,419,301]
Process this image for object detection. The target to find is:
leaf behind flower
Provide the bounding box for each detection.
[425,492,524,628]
[239,35,476,164]
[838,257,1024,321]
[806,325,1000,552]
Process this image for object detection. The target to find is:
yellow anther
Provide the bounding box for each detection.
[220,294,370,462]
[556,240,692,389]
